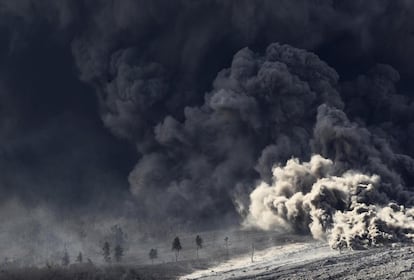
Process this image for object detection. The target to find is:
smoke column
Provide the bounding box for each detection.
[240,47,414,249]
[2,0,414,259]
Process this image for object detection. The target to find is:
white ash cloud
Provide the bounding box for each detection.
[245,154,414,249]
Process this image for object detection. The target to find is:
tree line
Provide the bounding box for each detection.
[58,234,217,266]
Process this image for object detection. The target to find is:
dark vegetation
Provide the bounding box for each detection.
[172,237,183,262]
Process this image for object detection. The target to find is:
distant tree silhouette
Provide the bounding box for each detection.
[195,235,203,259]
[61,249,70,267]
[172,237,182,262]
[114,244,124,262]
[76,252,83,263]
[224,236,229,257]
[102,241,111,263]
[149,248,158,264]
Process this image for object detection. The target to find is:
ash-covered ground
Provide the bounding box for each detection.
[2,229,414,280]
[182,242,414,280]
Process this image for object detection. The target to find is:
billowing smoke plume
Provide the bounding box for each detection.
[3,0,414,256]
[126,43,346,227]
[243,55,414,249]
[69,0,414,239]
[246,155,414,249]
[91,37,414,249]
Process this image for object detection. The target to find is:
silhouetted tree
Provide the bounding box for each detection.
[102,241,111,263]
[149,248,158,264]
[172,237,182,262]
[195,235,203,259]
[61,250,70,267]
[224,236,229,257]
[114,244,124,262]
[76,252,83,263]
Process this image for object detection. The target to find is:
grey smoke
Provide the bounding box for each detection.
[123,43,345,228]
[2,0,414,255]
[124,41,414,248]
[244,57,414,249]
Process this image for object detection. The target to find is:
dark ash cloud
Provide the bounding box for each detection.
[1,0,414,258]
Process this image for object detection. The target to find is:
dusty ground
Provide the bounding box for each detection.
[181,243,414,280]
[258,245,414,280]
[3,230,414,280]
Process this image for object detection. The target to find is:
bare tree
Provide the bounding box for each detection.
[172,237,182,262]
[114,244,124,263]
[149,248,158,264]
[102,241,111,263]
[195,235,203,259]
